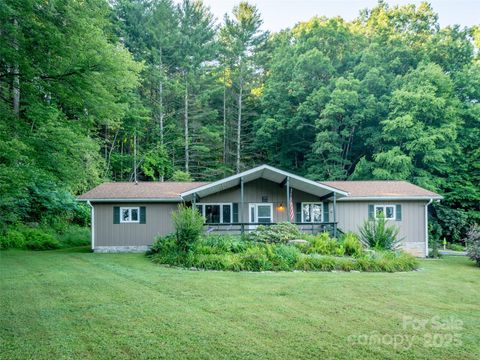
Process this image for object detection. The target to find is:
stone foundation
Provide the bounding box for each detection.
[401,241,426,257]
[94,246,150,253]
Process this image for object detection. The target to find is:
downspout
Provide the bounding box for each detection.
[87,201,94,251]
[425,199,433,257]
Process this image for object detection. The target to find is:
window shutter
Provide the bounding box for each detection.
[140,206,146,224]
[295,202,301,223]
[368,204,374,220]
[323,203,329,223]
[232,203,239,223]
[396,204,402,221]
[113,206,120,224]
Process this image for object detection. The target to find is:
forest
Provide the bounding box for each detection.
[0,0,479,243]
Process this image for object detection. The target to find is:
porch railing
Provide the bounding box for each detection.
[203,222,338,236]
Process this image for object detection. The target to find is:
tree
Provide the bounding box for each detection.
[220,1,266,172]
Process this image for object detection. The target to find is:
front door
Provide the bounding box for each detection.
[248,203,273,229]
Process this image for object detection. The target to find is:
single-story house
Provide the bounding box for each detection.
[78,164,442,257]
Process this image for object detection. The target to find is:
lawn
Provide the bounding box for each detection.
[1,249,479,359]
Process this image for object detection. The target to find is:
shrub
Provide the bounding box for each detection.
[197,235,247,254]
[172,204,204,252]
[270,244,302,270]
[24,229,60,250]
[241,247,272,271]
[248,222,301,243]
[56,225,90,248]
[465,224,480,267]
[295,254,338,271]
[447,243,465,252]
[305,232,341,255]
[359,213,401,250]
[194,253,243,271]
[148,233,177,255]
[0,229,26,249]
[341,232,364,257]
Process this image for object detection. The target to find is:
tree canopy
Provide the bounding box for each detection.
[0,0,478,240]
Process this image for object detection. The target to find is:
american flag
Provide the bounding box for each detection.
[289,188,295,222]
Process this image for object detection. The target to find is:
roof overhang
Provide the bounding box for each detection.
[180,164,348,201]
[77,198,182,203]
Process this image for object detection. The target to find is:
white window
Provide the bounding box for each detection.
[195,203,232,224]
[249,203,273,224]
[301,202,323,223]
[120,207,140,223]
[374,205,396,220]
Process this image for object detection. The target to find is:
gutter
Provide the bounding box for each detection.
[77,198,182,203]
[87,201,94,251]
[338,196,443,201]
[425,198,433,257]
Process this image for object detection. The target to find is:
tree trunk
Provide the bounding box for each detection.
[236,80,243,173]
[184,78,189,173]
[223,76,227,165]
[12,18,20,116]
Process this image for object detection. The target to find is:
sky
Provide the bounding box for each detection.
[194,0,479,31]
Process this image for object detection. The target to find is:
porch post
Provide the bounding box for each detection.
[192,193,196,209]
[240,177,245,235]
[333,192,337,238]
[286,176,291,223]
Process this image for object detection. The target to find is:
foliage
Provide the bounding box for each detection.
[359,213,401,250]
[447,243,465,252]
[304,232,344,256]
[465,224,480,266]
[149,233,416,272]
[23,229,60,251]
[55,225,91,248]
[247,222,302,243]
[0,229,26,250]
[1,0,478,241]
[170,171,193,182]
[340,232,364,257]
[172,205,205,252]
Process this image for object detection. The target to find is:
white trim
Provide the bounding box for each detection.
[425,199,433,257]
[77,198,181,203]
[374,204,396,220]
[301,202,324,223]
[87,201,94,251]
[119,207,140,223]
[339,196,442,201]
[196,203,233,224]
[249,203,273,223]
[180,164,349,198]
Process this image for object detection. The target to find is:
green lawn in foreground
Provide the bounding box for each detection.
[0,249,479,359]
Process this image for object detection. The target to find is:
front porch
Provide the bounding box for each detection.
[180,165,349,238]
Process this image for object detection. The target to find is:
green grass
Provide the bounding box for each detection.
[1,249,479,359]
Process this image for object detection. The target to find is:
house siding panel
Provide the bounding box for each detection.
[93,202,177,248]
[336,200,427,257]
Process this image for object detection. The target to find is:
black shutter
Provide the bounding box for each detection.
[113,206,120,224]
[396,204,402,221]
[323,202,329,223]
[232,203,239,223]
[140,206,146,224]
[368,204,374,220]
[295,202,301,223]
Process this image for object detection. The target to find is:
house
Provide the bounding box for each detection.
[78,165,442,257]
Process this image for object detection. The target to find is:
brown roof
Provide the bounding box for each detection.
[78,179,442,202]
[78,182,208,201]
[320,181,442,199]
